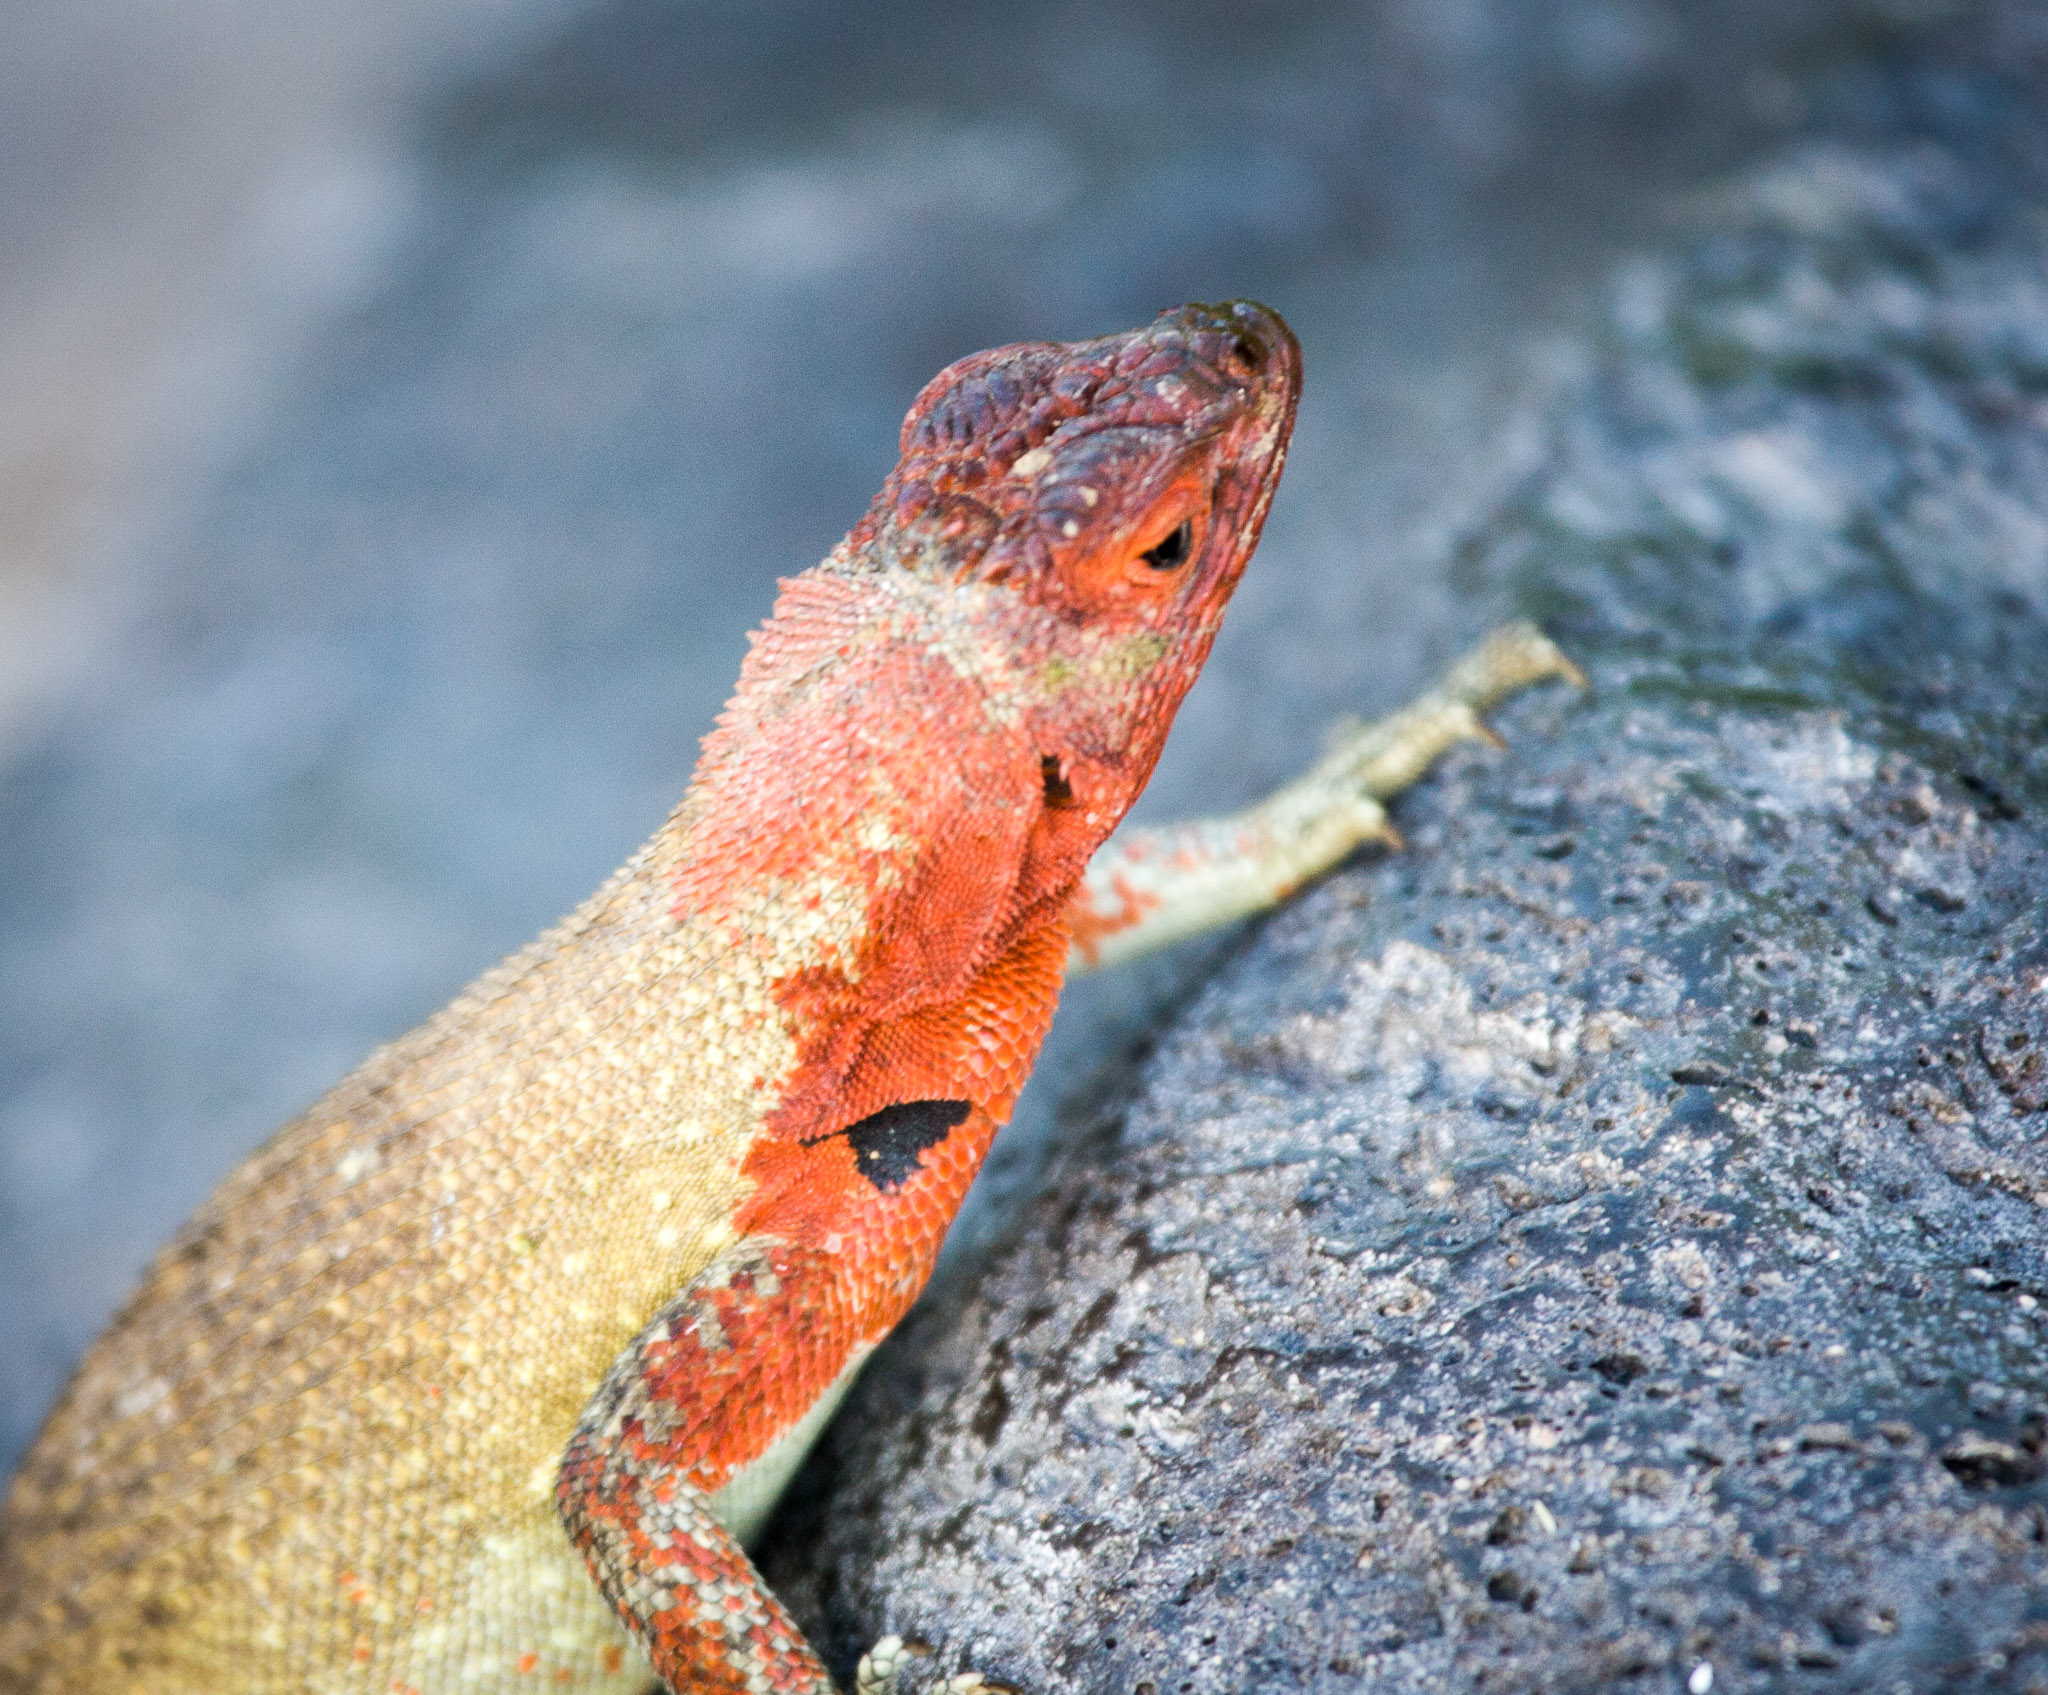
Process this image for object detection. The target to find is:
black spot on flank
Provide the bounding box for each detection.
[838,1099,971,1192]
[1042,753,1075,808]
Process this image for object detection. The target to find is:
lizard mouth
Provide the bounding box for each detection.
[1158,298,1301,598]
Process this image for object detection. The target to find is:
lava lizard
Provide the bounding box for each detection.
[0,301,1579,1694]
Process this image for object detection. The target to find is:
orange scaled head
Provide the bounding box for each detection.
[854,300,1300,828]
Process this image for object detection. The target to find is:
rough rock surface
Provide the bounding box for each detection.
[760,12,2048,1693]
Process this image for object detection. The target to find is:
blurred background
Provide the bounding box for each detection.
[0,0,1958,1471]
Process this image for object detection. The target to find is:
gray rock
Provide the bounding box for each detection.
[760,11,2048,1692]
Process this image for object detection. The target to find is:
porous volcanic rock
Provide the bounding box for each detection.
[760,12,2048,1693]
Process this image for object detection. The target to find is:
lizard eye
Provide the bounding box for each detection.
[1140,519,1193,571]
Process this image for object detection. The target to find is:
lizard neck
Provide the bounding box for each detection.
[633,564,1108,1287]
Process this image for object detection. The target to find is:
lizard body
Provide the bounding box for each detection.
[0,302,1578,1694]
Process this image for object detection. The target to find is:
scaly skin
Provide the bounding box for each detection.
[0,303,1587,1695]
[0,303,1303,1694]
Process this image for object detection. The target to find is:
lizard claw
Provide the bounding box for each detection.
[856,1634,931,1695]
[855,1638,1015,1695]
[1550,648,1591,693]
[1441,701,1507,753]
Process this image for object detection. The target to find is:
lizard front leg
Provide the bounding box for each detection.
[557,1235,854,1695]
[558,1088,1019,1695]
[557,1243,1000,1695]
[1068,621,1584,972]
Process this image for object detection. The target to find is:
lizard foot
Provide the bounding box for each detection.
[856,1635,932,1695]
[1317,619,1585,802]
[855,1636,1016,1695]
[1067,620,1585,972]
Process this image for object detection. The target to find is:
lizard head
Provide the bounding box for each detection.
[864,299,1301,798]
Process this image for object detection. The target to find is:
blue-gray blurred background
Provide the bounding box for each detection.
[0,0,1954,1471]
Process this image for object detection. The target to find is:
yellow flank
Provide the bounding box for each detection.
[0,804,864,1694]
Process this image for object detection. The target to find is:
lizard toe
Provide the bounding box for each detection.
[856,1633,930,1695]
